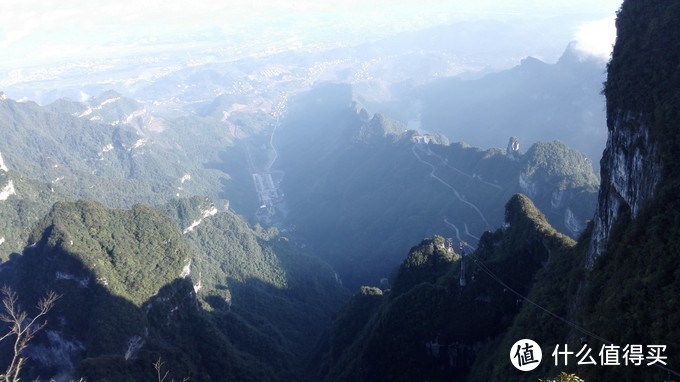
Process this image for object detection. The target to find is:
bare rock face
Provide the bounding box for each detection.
[507,136,520,159]
[586,0,680,268]
[588,110,661,267]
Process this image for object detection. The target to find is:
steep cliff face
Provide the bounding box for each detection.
[588,0,680,267]
[581,1,680,379]
[589,112,660,265]
[318,2,680,381]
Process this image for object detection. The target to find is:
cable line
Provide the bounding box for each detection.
[465,253,680,378]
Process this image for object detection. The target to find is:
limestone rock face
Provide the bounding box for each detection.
[588,110,660,267]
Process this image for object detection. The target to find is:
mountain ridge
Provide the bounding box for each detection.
[277,84,598,288]
[318,1,680,380]
[417,43,607,166]
[1,195,347,380]
[318,194,575,381]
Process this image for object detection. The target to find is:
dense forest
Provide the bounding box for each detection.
[317,0,680,380]
[0,0,677,380]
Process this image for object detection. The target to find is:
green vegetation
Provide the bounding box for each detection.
[9,200,260,380]
[324,286,384,368]
[318,194,576,381]
[390,236,459,296]
[352,112,407,144]
[0,93,235,254]
[0,92,245,264]
[0,171,71,259]
[162,197,348,377]
[277,84,597,288]
[3,1,677,380]
[602,0,680,184]
[522,141,598,192]
[539,372,583,382]
[470,2,680,380]
[581,194,680,380]
[578,1,680,379]
[0,198,346,380]
[21,200,188,305]
[0,88,350,380]
[467,223,589,381]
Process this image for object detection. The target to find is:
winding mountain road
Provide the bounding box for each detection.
[412,144,492,228]
[444,218,462,242]
[423,146,503,191]
[464,223,480,241]
[444,218,477,250]
[264,118,280,173]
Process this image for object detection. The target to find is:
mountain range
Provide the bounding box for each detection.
[416,43,607,166]
[276,83,598,288]
[0,0,677,380]
[0,75,600,379]
[0,91,346,380]
[317,1,680,380]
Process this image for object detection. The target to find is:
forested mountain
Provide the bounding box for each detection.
[0,83,599,380]
[2,0,677,380]
[0,198,346,380]
[0,92,347,379]
[318,0,680,380]
[0,91,235,209]
[161,197,348,378]
[318,195,575,381]
[580,0,680,379]
[4,200,273,380]
[277,84,598,288]
[0,165,70,256]
[0,90,253,257]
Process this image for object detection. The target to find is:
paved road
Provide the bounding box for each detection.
[412,144,492,229]
[423,147,503,191]
[464,223,480,241]
[264,119,280,173]
[444,218,462,242]
[444,218,477,250]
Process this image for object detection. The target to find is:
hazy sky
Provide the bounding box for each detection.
[0,0,621,73]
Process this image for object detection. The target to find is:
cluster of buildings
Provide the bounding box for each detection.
[253,172,284,224]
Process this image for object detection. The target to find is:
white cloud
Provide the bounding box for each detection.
[0,0,621,72]
[574,16,617,59]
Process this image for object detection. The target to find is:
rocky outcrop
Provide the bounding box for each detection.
[586,0,679,268]
[588,111,660,266]
[506,136,520,159]
[0,150,8,172]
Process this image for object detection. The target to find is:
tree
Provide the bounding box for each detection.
[153,357,189,382]
[0,286,60,382]
[540,372,584,382]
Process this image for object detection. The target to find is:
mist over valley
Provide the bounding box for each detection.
[2,1,678,380]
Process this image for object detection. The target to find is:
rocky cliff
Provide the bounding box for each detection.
[580,1,680,379]
[588,0,679,267]
[318,1,680,380]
